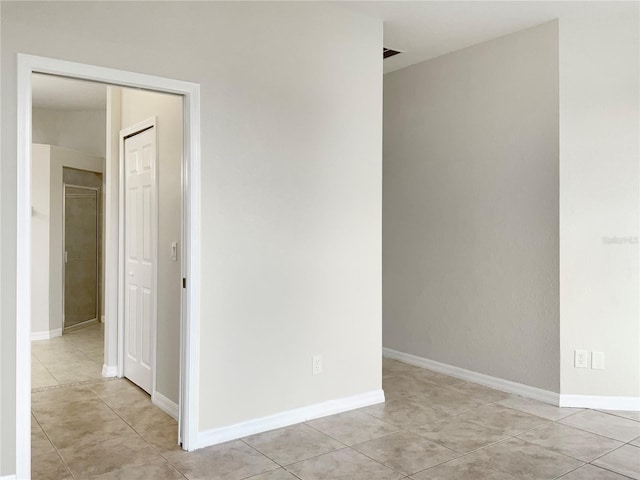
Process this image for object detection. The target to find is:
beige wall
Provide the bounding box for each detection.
[559,3,639,398]
[30,145,103,336]
[32,107,106,158]
[1,2,382,474]
[31,145,52,336]
[383,22,560,391]
[120,87,183,405]
[104,86,121,372]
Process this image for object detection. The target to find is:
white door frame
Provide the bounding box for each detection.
[119,118,158,395]
[16,53,201,478]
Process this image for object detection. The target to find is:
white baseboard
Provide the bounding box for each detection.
[101,364,118,377]
[153,391,179,420]
[1,475,17,479]
[383,347,559,406]
[196,389,385,450]
[560,394,640,411]
[31,328,62,341]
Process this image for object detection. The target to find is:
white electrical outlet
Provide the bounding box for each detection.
[592,351,605,370]
[574,349,588,368]
[312,354,323,375]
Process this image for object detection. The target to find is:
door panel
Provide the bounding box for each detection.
[123,126,156,394]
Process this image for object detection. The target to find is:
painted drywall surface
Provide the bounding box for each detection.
[1,2,382,471]
[32,107,106,158]
[559,3,640,397]
[120,87,183,405]
[104,86,121,370]
[383,22,560,392]
[31,145,52,336]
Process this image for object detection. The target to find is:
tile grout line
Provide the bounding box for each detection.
[36,382,168,478]
[584,461,637,480]
[238,434,345,470]
[555,419,639,444]
[391,364,639,439]
[303,416,400,446]
[385,361,640,479]
[352,438,459,478]
[550,464,586,480]
[306,414,470,477]
[31,327,181,478]
[594,410,640,423]
[587,441,640,464]
[32,376,118,393]
[33,355,639,480]
[513,423,625,464]
[86,382,179,447]
[84,381,187,474]
[31,413,77,480]
[55,449,78,480]
[300,423,414,476]
[32,352,63,387]
[31,354,60,389]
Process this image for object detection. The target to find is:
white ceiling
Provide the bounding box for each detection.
[31,2,576,96]
[32,74,107,110]
[338,1,568,73]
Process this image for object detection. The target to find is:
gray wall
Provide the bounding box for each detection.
[383,21,559,391]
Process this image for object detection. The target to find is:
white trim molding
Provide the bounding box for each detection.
[153,391,180,420]
[30,328,62,342]
[383,348,559,406]
[197,389,385,450]
[101,364,118,378]
[560,395,640,411]
[1,475,18,480]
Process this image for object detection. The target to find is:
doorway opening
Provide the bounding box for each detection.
[16,54,201,478]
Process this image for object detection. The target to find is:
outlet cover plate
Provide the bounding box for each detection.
[312,354,323,375]
[575,349,588,368]
[592,351,605,370]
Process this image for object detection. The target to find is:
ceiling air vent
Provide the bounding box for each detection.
[383,48,402,59]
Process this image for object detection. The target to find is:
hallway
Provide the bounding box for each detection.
[31,324,103,389]
[31,324,179,479]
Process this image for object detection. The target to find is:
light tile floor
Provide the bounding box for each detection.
[31,324,182,479]
[32,339,640,479]
[32,323,104,389]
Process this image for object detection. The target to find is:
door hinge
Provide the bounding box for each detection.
[182,278,187,289]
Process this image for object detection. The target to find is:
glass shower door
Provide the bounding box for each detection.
[63,185,99,330]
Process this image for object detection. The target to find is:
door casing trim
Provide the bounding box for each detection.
[16,53,201,478]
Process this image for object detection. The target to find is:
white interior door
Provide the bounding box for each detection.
[123,126,156,394]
